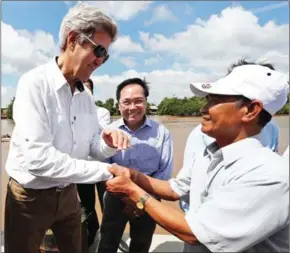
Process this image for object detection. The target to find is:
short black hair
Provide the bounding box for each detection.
[84,78,94,91]
[228,58,273,127]
[116,77,149,101]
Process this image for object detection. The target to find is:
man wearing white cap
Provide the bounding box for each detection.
[179,60,281,212]
[104,60,289,252]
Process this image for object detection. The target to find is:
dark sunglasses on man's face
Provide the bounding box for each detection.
[82,34,110,64]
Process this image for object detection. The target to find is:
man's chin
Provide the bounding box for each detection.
[201,125,215,137]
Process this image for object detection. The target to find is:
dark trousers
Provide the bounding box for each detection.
[5,178,82,253]
[98,192,157,253]
[76,182,106,247]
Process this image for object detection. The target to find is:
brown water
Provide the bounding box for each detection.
[1,116,289,234]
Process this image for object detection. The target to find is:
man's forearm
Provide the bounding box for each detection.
[130,187,197,245]
[130,168,179,201]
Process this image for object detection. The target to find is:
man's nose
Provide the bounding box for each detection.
[200,103,209,115]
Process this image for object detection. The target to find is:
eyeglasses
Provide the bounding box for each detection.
[119,99,146,109]
[82,34,110,64]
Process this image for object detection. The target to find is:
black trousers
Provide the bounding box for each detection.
[98,192,156,253]
[76,182,106,247]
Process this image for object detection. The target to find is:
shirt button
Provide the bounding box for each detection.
[74,141,76,145]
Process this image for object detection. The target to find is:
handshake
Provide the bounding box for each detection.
[106,163,134,194]
[105,164,145,219]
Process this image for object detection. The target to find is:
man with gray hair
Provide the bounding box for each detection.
[4,3,130,253]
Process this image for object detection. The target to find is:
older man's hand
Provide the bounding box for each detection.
[102,129,130,150]
[108,163,131,178]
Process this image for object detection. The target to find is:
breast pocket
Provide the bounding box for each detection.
[47,109,69,136]
[75,114,96,143]
[136,149,160,174]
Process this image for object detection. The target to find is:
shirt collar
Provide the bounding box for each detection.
[116,116,152,131]
[48,57,84,93]
[206,135,264,167]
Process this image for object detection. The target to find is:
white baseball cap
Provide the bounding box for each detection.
[190,65,289,115]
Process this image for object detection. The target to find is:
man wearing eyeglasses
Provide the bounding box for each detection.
[97,78,174,253]
[105,62,289,253]
[4,4,130,253]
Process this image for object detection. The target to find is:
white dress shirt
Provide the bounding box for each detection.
[170,137,289,252]
[5,58,117,189]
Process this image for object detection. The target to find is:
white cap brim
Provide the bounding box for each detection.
[189,82,211,97]
[190,80,241,97]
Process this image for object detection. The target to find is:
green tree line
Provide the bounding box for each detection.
[5,95,289,120]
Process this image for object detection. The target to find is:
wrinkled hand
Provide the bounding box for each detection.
[106,175,136,196]
[108,163,131,178]
[102,129,130,150]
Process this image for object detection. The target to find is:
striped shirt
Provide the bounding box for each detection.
[106,117,173,180]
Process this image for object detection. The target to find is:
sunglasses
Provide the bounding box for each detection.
[82,34,110,64]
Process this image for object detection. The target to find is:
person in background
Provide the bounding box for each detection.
[105,61,289,253]
[5,4,130,253]
[98,78,173,253]
[77,78,111,252]
[84,78,111,132]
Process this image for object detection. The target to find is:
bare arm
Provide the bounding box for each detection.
[106,177,197,244]
[129,168,179,201]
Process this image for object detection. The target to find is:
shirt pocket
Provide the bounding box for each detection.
[47,108,69,136]
[74,114,96,143]
[137,152,160,174]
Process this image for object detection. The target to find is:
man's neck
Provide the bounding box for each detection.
[215,126,261,148]
[124,116,146,132]
[56,55,77,94]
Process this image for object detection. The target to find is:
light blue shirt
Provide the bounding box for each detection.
[180,119,279,211]
[170,137,289,252]
[106,117,173,180]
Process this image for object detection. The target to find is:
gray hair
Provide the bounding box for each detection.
[59,3,118,50]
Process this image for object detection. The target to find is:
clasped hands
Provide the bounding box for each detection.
[105,164,144,219]
[106,163,135,196]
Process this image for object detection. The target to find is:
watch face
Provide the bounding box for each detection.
[136,202,144,209]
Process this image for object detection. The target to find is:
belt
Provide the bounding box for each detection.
[9,177,73,192]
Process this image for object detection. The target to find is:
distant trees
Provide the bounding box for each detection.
[277,94,289,115]
[4,95,289,121]
[6,97,15,120]
[157,97,206,116]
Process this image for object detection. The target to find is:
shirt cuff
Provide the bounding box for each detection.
[168,178,186,197]
[83,160,114,183]
[100,138,117,157]
[184,211,222,252]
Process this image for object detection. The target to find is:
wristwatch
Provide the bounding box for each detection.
[136,193,151,210]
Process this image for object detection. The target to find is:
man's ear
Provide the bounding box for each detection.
[241,100,263,123]
[66,30,78,50]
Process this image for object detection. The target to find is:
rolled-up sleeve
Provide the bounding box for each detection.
[184,173,289,252]
[15,74,113,184]
[169,162,192,197]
